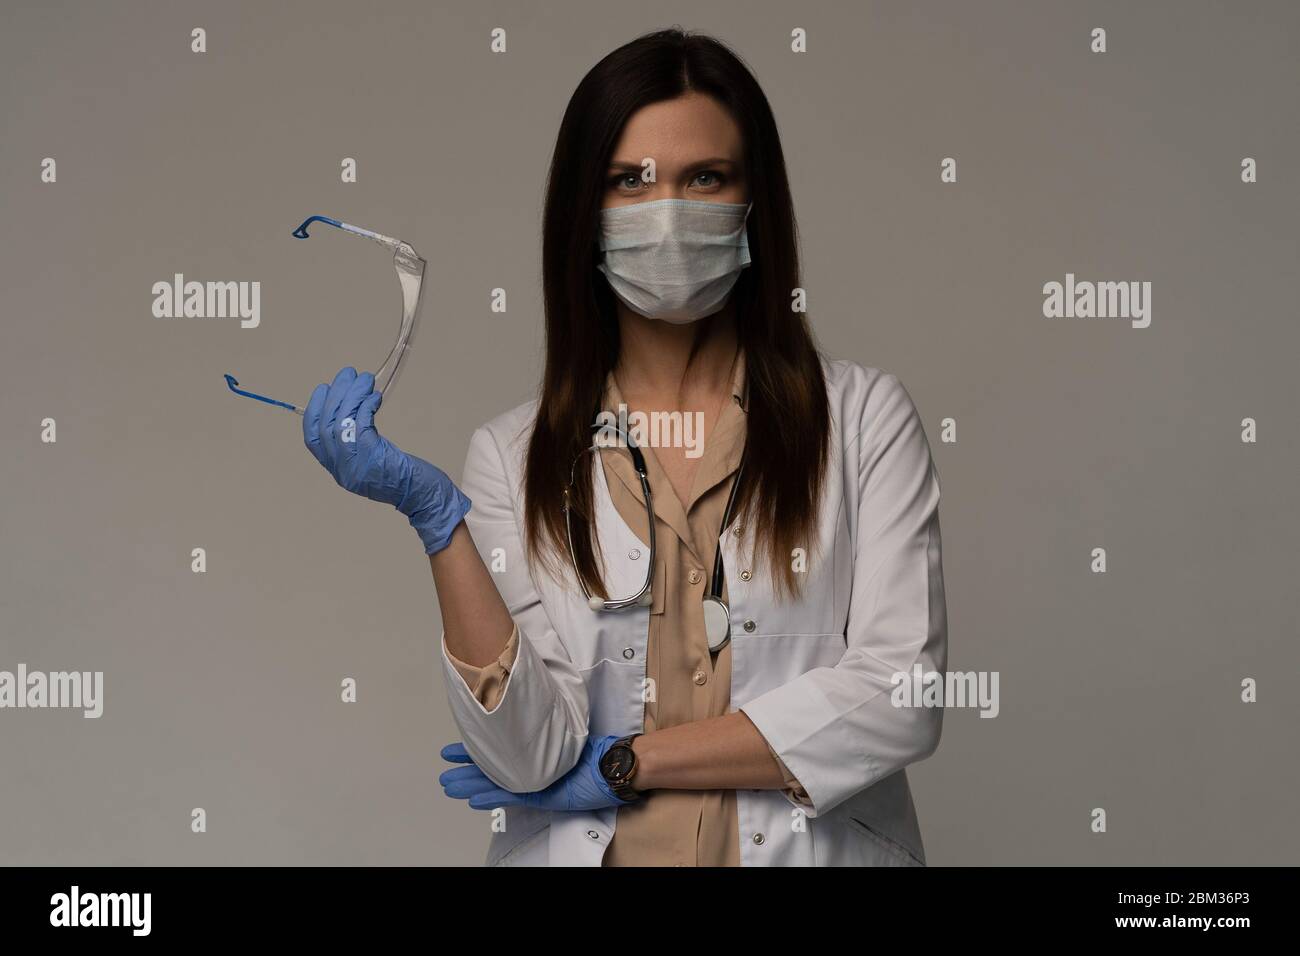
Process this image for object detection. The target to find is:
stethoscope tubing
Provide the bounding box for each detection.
[563,422,744,621]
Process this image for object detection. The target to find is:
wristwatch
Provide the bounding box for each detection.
[599,734,643,802]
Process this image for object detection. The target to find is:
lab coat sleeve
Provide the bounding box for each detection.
[438,425,590,794]
[445,624,520,711]
[766,744,814,808]
[741,372,947,818]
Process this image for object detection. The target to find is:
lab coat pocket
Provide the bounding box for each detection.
[845,815,926,867]
[733,632,848,703]
[486,806,550,866]
[489,824,549,867]
[578,657,645,738]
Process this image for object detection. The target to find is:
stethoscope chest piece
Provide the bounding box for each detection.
[703,596,731,653]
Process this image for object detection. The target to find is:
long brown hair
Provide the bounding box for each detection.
[524,27,829,600]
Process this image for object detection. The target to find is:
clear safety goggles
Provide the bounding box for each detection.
[224,215,426,415]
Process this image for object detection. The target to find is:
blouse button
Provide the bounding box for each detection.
[739,569,752,582]
[752,833,766,846]
[692,670,708,686]
[628,548,641,560]
[743,620,756,633]
[622,648,635,660]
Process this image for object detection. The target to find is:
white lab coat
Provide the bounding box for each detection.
[440,357,947,866]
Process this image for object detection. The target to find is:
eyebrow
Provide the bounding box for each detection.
[606,156,740,171]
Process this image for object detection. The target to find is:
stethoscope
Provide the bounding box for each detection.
[563,423,744,653]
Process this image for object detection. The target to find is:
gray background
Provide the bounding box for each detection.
[1,0,1296,865]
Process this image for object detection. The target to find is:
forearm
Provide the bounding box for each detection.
[429,521,515,668]
[631,711,787,791]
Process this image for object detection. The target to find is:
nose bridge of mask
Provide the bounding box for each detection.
[599,198,751,252]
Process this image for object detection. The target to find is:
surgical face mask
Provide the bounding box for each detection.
[596,198,753,324]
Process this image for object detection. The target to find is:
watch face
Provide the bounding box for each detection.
[601,745,634,780]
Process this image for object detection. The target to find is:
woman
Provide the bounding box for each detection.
[303,28,947,867]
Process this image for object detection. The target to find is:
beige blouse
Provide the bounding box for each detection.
[447,352,809,866]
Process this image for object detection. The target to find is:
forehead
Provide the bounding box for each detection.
[609,92,742,166]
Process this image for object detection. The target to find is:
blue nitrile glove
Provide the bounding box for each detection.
[303,366,471,555]
[438,737,631,811]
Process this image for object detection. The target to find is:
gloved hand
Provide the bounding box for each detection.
[438,737,632,811]
[303,366,471,555]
